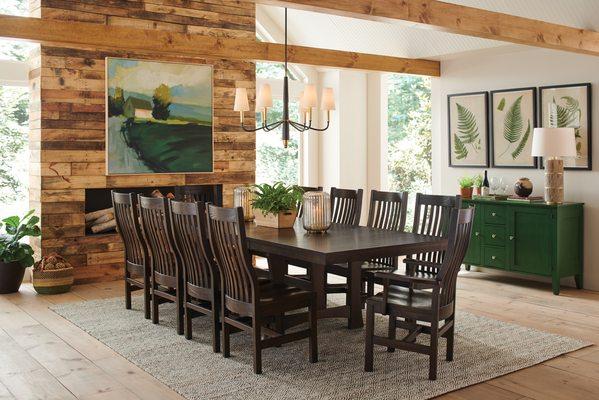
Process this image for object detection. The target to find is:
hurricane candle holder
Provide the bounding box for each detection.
[302,191,331,233]
[234,186,255,221]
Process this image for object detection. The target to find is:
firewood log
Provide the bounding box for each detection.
[85,207,114,222]
[91,219,117,234]
[86,212,114,228]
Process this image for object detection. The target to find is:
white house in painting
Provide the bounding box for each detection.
[123,97,153,119]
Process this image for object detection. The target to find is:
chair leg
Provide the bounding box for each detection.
[143,285,151,320]
[366,274,375,298]
[222,315,230,358]
[252,317,262,374]
[387,316,396,353]
[364,303,375,372]
[309,299,318,363]
[151,288,159,325]
[446,321,454,362]
[212,301,221,353]
[429,318,439,380]
[184,306,192,340]
[125,281,132,310]
[176,288,184,336]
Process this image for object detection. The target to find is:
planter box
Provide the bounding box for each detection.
[254,209,297,229]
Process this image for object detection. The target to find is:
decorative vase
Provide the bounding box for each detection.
[460,187,473,200]
[32,254,74,295]
[234,186,255,221]
[302,191,332,233]
[254,209,297,229]
[0,261,26,294]
[474,187,482,196]
[514,177,533,198]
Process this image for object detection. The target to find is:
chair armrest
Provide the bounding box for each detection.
[374,271,440,289]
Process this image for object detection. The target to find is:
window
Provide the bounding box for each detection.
[387,74,432,228]
[255,62,301,185]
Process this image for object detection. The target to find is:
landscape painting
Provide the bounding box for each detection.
[106,58,213,174]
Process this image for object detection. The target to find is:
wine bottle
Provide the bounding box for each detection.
[482,170,490,196]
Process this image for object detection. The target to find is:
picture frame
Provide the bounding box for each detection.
[490,87,537,168]
[447,91,489,167]
[106,57,214,175]
[539,83,592,170]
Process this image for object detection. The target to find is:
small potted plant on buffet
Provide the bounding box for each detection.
[0,210,41,294]
[253,182,303,229]
[473,174,483,196]
[458,175,475,200]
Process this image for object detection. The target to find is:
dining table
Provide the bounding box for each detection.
[245,222,448,329]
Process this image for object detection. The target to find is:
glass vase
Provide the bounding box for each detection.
[302,191,331,233]
[234,186,254,221]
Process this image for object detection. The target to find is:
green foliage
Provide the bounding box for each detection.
[0,210,41,267]
[456,102,480,150]
[108,87,125,117]
[503,95,523,144]
[473,174,483,188]
[453,134,468,159]
[458,175,475,189]
[497,97,506,111]
[511,120,531,159]
[152,84,172,120]
[252,182,303,216]
[0,86,28,203]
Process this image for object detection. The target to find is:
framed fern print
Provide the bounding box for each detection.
[448,92,489,167]
[490,87,537,168]
[540,83,592,170]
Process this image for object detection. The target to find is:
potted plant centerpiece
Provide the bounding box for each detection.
[252,182,303,229]
[0,211,41,294]
[473,174,483,196]
[458,176,475,200]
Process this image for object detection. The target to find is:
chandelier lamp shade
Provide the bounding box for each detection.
[233,8,335,148]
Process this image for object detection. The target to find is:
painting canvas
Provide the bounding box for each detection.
[490,87,537,168]
[540,83,592,170]
[448,92,489,167]
[106,58,213,174]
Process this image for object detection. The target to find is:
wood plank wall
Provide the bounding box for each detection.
[28,0,256,284]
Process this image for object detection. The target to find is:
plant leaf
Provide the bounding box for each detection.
[503,95,523,144]
[453,134,468,160]
[497,97,506,111]
[456,103,479,146]
[511,120,531,159]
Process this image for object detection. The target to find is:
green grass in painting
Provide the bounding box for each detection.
[121,119,212,173]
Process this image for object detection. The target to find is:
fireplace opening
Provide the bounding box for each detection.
[85,184,223,235]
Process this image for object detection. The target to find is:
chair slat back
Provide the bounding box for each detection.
[111,191,146,267]
[206,205,256,304]
[436,207,475,306]
[411,194,461,265]
[367,190,408,268]
[170,200,214,290]
[138,195,178,279]
[330,187,363,226]
[297,185,323,218]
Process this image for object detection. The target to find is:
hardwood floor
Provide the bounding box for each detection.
[1,270,599,399]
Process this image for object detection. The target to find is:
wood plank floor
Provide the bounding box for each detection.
[1,270,599,399]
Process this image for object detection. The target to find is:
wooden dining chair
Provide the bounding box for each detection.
[364,207,475,380]
[138,195,184,335]
[206,205,318,374]
[404,194,461,278]
[327,190,409,297]
[175,185,222,204]
[330,187,363,226]
[169,200,220,351]
[112,191,150,319]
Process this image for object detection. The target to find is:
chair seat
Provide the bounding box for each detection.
[368,286,433,311]
[258,283,312,314]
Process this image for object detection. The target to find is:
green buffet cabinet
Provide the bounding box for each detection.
[462,199,584,295]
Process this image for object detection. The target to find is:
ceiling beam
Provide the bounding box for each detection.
[261,0,599,57]
[0,15,440,77]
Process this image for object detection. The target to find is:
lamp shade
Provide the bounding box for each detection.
[303,84,318,108]
[531,128,577,158]
[233,87,249,112]
[320,87,335,111]
[256,83,273,109]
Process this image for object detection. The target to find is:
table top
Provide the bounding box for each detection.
[245,222,447,265]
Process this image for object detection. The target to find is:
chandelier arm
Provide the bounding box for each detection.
[264,120,284,132]
[307,120,331,132]
[289,120,309,131]
[240,122,267,132]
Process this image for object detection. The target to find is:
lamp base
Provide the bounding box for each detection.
[544,158,564,204]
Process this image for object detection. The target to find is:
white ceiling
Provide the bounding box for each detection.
[257,0,599,60]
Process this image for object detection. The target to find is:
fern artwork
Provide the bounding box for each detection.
[491,88,537,168]
[448,92,489,167]
[540,84,591,170]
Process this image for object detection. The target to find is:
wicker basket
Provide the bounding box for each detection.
[32,254,74,295]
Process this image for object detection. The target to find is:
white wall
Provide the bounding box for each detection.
[432,47,599,290]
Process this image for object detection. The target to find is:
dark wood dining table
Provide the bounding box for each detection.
[245,222,448,329]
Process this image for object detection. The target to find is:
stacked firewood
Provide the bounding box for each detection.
[85,207,116,233]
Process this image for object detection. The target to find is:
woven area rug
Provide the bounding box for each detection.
[52,296,588,400]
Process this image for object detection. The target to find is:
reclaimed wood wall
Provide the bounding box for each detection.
[28,0,256,284]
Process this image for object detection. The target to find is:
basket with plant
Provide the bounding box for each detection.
[252,182,303,228]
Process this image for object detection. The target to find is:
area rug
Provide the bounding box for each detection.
[52,297,588,400]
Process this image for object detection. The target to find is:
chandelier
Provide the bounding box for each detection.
[233,8,335,148]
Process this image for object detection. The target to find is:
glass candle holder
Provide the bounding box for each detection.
[234,186,254,221]
[302,191,331,233]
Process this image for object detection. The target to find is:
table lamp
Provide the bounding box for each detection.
[531,127,576,204]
